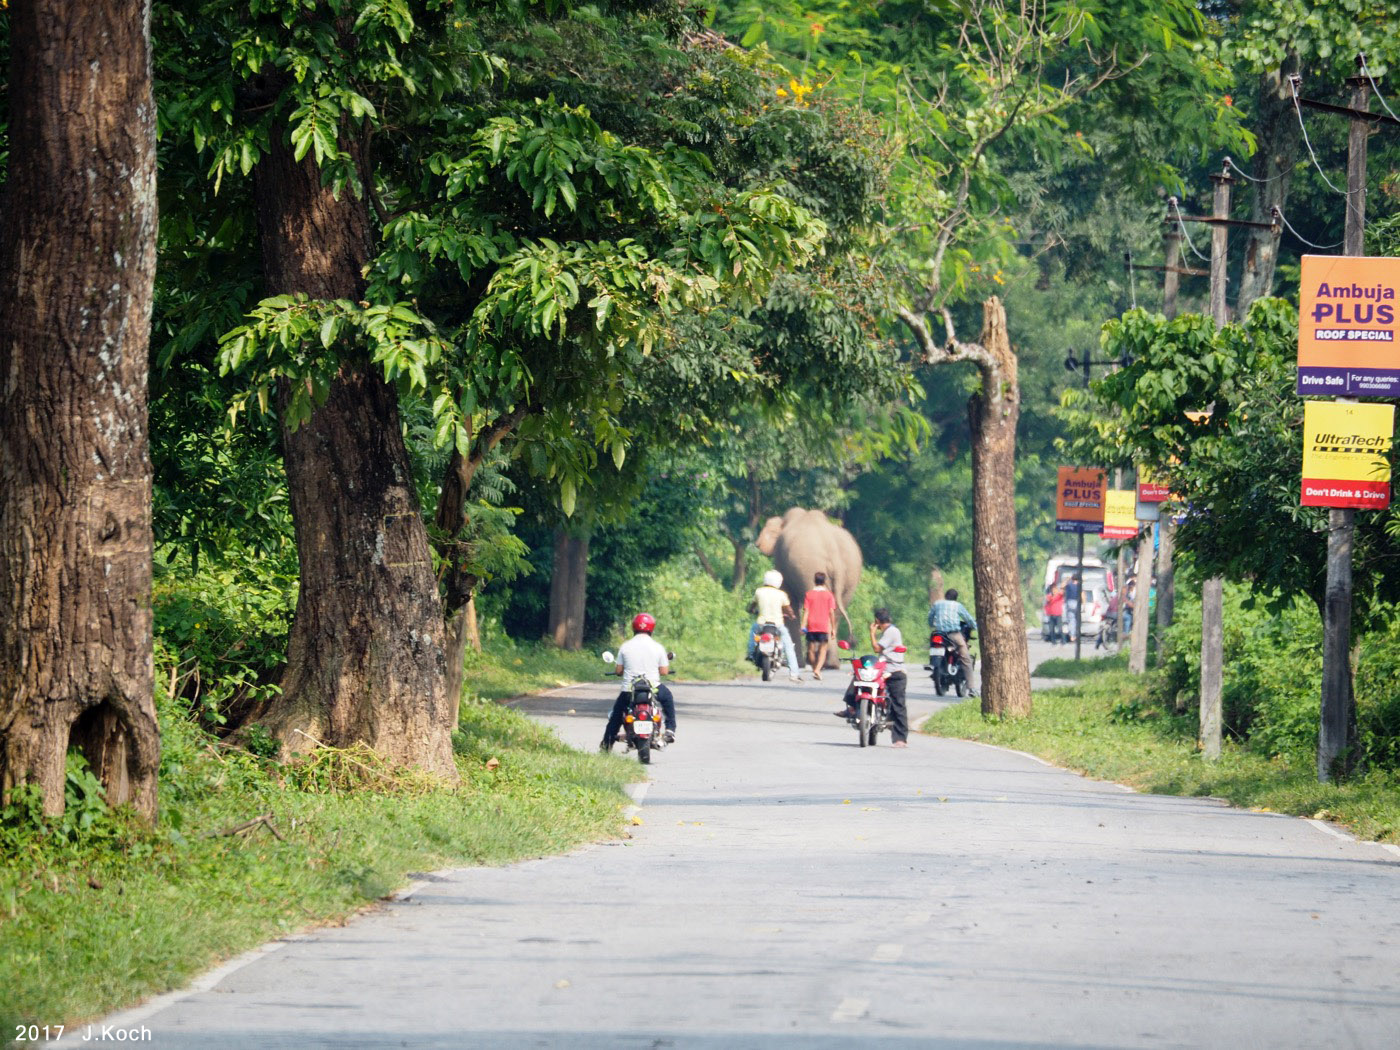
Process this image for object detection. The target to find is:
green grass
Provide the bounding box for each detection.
[0,698,639,1032]
[1031,650,1130,679]
[923,668,1400,844]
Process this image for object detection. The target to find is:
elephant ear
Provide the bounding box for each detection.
[756,516,784,556]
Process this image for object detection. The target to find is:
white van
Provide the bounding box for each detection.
[1039,556,1115,639]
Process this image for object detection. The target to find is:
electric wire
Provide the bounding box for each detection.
[1289,75,1351,196]
[1125,251,1138,309]
[1360,54,1400,125]
[1275,206,1343,250]
[1224,155,1286,184]
[1168,197,1211,262]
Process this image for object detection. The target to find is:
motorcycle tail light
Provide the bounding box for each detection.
[760,633,773,642]
[931,634,944,645]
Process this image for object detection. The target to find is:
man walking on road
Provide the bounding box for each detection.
[929,588,978,696]
[800,572,837,679]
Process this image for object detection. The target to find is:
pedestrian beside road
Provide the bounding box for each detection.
[1063,574,1082,643]
[1044,582,1065,644]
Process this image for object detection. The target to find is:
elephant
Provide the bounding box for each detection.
[755,508,863,668]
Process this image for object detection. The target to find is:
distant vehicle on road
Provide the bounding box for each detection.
[1039,555,1114,640]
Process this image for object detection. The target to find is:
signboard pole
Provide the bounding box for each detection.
[1319,72,1370,782]
[1199,168,1233,762]
[1074,530,1085,662]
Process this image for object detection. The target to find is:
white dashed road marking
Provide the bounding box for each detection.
[831,997,870,1023]
[870,943,904,962]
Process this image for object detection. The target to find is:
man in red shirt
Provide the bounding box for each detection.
[801,572,838,679]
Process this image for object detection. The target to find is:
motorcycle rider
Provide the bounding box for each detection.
[745,569,802,683]
[600,613,677,752]
[835,607,909,748]
[928,588,978,697]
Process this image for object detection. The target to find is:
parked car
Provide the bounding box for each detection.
[1039,556,1115,639]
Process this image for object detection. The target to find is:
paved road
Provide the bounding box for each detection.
[93,640,1400,1049]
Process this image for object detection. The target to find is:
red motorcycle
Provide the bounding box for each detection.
[836,640,902,747]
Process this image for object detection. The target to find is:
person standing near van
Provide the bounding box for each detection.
[1045,582,1065,643]
[1063,574,1082,642]
[801,572,838,679]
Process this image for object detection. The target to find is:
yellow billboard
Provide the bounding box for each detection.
[1301,401,1394,509]
[1100,489,1139,539]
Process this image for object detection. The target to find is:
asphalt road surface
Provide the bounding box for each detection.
[88,637,1400,1049]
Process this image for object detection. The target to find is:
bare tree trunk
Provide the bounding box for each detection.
[0,0,161,818]
[1128,529,1153,674]
[729,536,748,593]
[1236,62,1298,314]
[968,299,1032,718]
[246,126,455,777]
[548,529,590,650]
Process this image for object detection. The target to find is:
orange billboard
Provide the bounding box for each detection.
[1056,467,1106,534]
[1297,254,1400,396]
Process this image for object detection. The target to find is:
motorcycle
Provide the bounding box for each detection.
[925,628,972,697]
[601,650,671,765]
[1095,610,1119,649]
[750,622,789,682]
[836,640,899,747]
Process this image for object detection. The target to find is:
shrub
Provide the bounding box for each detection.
[153,557,296,728]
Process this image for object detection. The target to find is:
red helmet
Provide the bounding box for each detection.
[631,613,656,634]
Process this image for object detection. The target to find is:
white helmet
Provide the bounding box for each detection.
[762,570,783,588]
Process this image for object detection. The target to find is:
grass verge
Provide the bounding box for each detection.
[0,698,638,1033]
[923,668,1400,844]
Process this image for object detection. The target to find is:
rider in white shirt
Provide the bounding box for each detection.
[601,613,677,750]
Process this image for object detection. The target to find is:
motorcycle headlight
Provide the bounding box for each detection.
[857,666,877,682]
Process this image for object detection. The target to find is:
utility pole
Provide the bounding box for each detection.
[1155,219,1183,649]
[1169,167,1278,752]
[1317,71,1369,780]
[1199,169,1232,762]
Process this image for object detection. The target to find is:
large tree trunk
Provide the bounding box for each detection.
[1236,62,1299,314]
[548,529,590,650]
[968,298,1032,718]
[247,129,455,777]
[0,0,161,818]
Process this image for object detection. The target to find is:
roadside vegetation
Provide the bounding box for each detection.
[926,587,1400,844]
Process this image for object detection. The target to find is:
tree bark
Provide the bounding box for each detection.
[967,298,1032,719]
[1236,62,1298,315]
[1128,528,1153,674]
[247,126,455,777]
[0,0,161,818]
[729,535,748,593]
[548,529,590,650]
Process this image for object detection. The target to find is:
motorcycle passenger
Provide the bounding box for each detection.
[600,613,677,752]
[745,570,802,683]
[928,588,978,697]
[835,607,909,748]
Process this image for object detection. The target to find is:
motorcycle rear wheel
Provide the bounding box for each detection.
[760,653,772,682]
[637,739,651,764]
[955,678,967,698]
[934,675,947,696]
